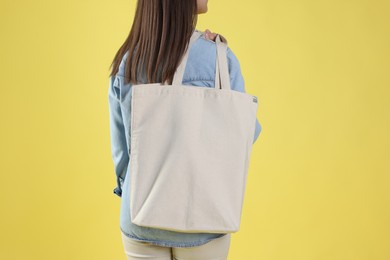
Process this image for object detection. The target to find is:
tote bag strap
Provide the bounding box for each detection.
[214,34,230,90]
[169,30,231,90]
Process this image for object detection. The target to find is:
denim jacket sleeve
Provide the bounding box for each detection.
[108,75,129,197]
[227,47,262,143]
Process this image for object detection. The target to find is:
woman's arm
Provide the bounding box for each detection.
[108,75,130,197]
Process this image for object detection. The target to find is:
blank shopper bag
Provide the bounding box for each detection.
[129,30,258,233]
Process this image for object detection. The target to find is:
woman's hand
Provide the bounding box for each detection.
[204,29,217,41]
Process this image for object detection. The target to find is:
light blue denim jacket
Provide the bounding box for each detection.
[108,31,262,247]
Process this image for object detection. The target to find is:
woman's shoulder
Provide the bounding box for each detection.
[197,30,240,61]
[187,34,240,80]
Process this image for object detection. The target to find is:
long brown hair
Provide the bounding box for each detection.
[109,0,198,85]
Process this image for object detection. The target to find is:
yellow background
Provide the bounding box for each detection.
[1,0,389,259]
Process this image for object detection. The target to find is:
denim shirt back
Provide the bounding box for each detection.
[108,30,262,247]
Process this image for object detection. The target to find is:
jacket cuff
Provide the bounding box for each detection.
[113,187,122,197]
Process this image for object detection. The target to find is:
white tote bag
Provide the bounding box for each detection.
[129,30,258,233]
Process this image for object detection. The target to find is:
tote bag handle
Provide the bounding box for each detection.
[165,30,230,90]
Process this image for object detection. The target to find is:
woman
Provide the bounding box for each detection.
[108,0,262,259]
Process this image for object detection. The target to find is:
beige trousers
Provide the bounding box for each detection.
[121,231,231,260]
